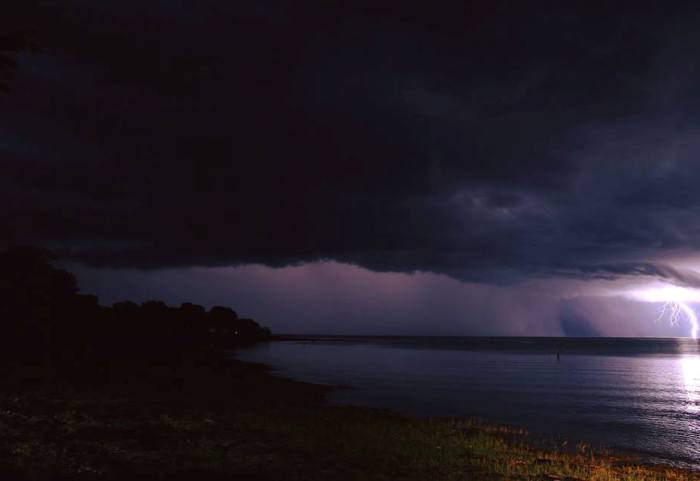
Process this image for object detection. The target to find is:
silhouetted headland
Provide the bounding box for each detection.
[0,245,271,385]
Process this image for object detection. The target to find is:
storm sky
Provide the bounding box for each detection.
[4,1,700,335]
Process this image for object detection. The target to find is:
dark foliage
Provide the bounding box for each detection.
[0,245,271,383]
[0,30,36,92]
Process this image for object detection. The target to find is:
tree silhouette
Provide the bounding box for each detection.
[0,245,271,383]
[209,306,238,335]
[0,246,78,368]
[0,30,37,92]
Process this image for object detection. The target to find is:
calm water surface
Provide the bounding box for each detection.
[235,337,700,469]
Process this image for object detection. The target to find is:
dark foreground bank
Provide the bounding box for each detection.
[0,352,698,481]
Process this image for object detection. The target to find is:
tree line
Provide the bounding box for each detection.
[0,30,37,92]
[0,246,271,381]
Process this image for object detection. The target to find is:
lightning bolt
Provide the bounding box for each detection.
[656,301,699,339]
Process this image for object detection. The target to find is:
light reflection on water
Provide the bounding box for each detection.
[680,355,700,413]
[236,337,700,469]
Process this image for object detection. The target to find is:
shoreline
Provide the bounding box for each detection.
[258,356,700,477]
[0,353,697,480]
[238,352,700,475]
[241,337,700,471]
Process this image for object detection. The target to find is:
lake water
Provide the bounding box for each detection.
[235,336,700,469]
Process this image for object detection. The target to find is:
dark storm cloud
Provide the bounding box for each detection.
[3,0,700,282]
[574,262,700,289]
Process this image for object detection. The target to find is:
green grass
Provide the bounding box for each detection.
[0,359,696,480]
